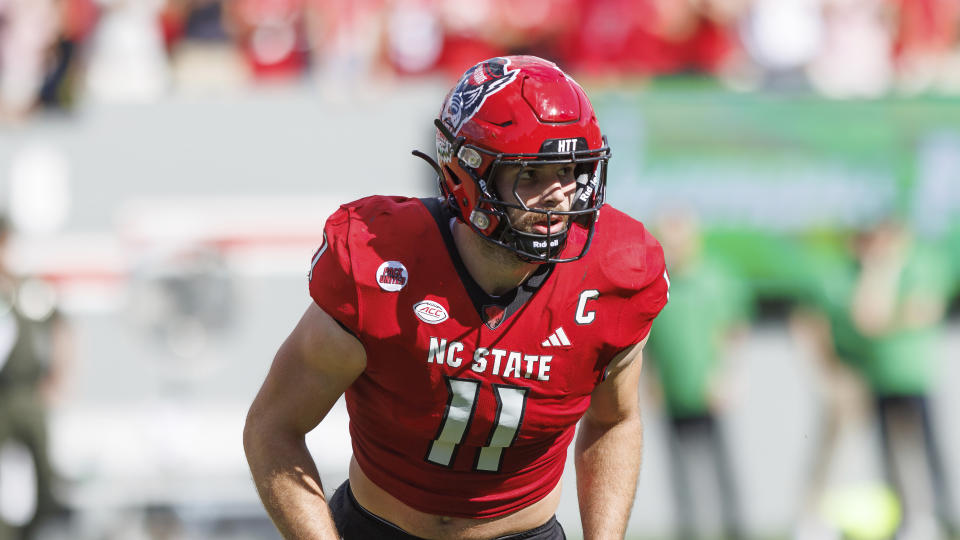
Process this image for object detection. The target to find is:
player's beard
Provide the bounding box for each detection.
[470,209,566,267]
[495,206,571,263]
[505,206,571,236]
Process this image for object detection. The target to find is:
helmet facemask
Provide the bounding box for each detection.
[459,137,610,263]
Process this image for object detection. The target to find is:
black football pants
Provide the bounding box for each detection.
[329,480,566,540]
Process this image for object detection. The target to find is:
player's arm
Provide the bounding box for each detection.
[243,302,366,539]
[575,336,647,540]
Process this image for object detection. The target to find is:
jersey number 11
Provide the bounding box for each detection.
[426,377,529,473]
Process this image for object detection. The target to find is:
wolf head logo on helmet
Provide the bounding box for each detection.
[442,58,519,136]
[414,56,611,264]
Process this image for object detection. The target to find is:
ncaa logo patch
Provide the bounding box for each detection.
[376,261,408,292]
[413,300,448,324]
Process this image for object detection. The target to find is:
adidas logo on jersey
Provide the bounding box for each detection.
[541,327,571,347]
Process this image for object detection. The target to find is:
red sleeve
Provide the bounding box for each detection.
[592,219,670,380]
[617,233,669,345]
[308,206,361,334]
[596,221,669,360]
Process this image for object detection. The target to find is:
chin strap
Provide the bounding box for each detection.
[509,228,568,262]
[411,150,444,180]
[412,149,466,224]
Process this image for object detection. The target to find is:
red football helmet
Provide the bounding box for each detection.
[413,56,610,263]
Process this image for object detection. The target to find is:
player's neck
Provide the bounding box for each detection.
[452,221,538,297]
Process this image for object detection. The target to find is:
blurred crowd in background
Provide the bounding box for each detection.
[2,0,960,119]
[1,1,959,540]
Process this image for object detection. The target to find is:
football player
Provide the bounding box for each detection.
[244,56,670,539]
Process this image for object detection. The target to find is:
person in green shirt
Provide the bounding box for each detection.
[849,221,956,539]
[803,220,956,540]
[647,211,751,540]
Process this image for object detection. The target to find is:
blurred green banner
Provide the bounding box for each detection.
[595,87,960,301]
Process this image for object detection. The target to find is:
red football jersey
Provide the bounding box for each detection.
[308,196,668,518]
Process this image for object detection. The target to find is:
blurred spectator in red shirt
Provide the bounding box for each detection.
[888,0,960,91]
[159,0,188,52]
[58,0,99,44]
[382,0,444,75]
[0,0,59,119]
[308,0,386,84]
[890,0,958,59]
[39,0,100,111]
[488,0,578,60]
[558,0,741,80]
[223,0,311,81]
[432,0,505,79]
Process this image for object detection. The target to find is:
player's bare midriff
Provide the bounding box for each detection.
[347,457,563,539]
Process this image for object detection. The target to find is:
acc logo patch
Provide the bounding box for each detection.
[413,300,448,324]
[376,261,408,292]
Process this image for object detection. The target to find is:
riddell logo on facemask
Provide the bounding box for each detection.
[376,261,408,292]
[532,239,561,249]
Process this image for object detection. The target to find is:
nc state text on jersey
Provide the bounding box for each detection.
[428,337,552,381]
